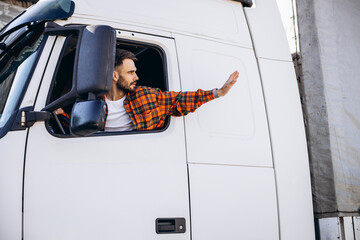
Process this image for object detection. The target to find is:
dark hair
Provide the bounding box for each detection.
[115,49,137,67]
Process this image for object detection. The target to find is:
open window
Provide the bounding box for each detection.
[47,33,77,134]
[46,28,168,136]
[116,41,167,91]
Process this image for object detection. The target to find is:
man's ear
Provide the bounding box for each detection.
[113,70,118,82]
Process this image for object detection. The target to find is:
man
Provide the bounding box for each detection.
[103,49,238,132]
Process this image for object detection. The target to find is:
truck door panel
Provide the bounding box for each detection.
[175,33,278,239]
[175,34,272,167]
[0,36,56,240]
[189,164,279,240]
[24,31,190,240]
[0,131,27,240]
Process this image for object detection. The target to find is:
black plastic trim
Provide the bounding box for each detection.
[0,109,23,138]
[233,0,253,8]
[156,218,186,234]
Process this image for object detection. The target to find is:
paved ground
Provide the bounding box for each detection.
[0,2,24,29]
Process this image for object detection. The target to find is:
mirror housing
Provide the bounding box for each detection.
[70,100,107,136]
[76,25,115,96]
[43,24,116,112]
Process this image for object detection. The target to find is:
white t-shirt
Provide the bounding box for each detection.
[104,96,133,132]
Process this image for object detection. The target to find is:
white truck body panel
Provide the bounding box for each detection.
[175,33,272,167]
[0,0,315,239]
[73,0,253,48]
[259,59,315,239]
[244,0,292,61]
[0,131,25,240]
[189,164,279,239]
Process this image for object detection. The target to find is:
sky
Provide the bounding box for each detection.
[275,0,298,54]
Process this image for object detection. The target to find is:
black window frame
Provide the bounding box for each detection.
[45,35,171,138]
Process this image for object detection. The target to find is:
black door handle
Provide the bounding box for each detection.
[156,218,186,234]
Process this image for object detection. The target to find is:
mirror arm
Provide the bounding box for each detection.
[11,106,51,130]
[88,92,97,100]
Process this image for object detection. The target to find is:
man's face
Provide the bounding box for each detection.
[114,58,139,93]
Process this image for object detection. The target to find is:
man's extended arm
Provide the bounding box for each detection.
[159,89,215,116]
[160,70,239,116]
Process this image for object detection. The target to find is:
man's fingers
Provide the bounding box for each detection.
[232,71,239,80]
[218,70,239,97]
[55,108,64,115]
[226,71,239,85]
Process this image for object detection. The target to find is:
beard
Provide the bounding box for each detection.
[116,79,137,93]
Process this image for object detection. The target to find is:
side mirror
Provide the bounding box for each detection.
[41,24,115,136]
[43,24,116,111]
[70,100,107,136]
[76,25,115,96]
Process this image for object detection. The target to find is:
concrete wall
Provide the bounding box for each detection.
[296,0,360,217]
[0,2,24,29]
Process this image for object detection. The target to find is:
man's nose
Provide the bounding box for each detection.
[134,73,139,81]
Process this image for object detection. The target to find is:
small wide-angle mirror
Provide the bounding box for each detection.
[70,100,107,136]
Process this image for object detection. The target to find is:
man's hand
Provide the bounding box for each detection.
[54,108,65,115]
[217,71,239,97]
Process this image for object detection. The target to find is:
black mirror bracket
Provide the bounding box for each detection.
[11,106,51,130]
[88,92,97,100]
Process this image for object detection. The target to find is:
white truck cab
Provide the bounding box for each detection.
[0,0,315,239]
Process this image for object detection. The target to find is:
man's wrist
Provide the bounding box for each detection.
[216,88,225,98]
[213,88,219,98]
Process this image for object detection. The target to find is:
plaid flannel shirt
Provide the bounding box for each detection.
[104,86,216,130]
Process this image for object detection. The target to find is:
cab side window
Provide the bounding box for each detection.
[47,34,77,135]
[117,41,167,91]
[48,35,77,104]
[46,38,167,136]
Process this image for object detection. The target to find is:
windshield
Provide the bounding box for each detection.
[0,25,44,129]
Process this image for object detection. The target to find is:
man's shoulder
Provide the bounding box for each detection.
[133,86,161,95]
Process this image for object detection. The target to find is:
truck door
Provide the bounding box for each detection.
[0,27,56,240]
[23,27,190,240]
